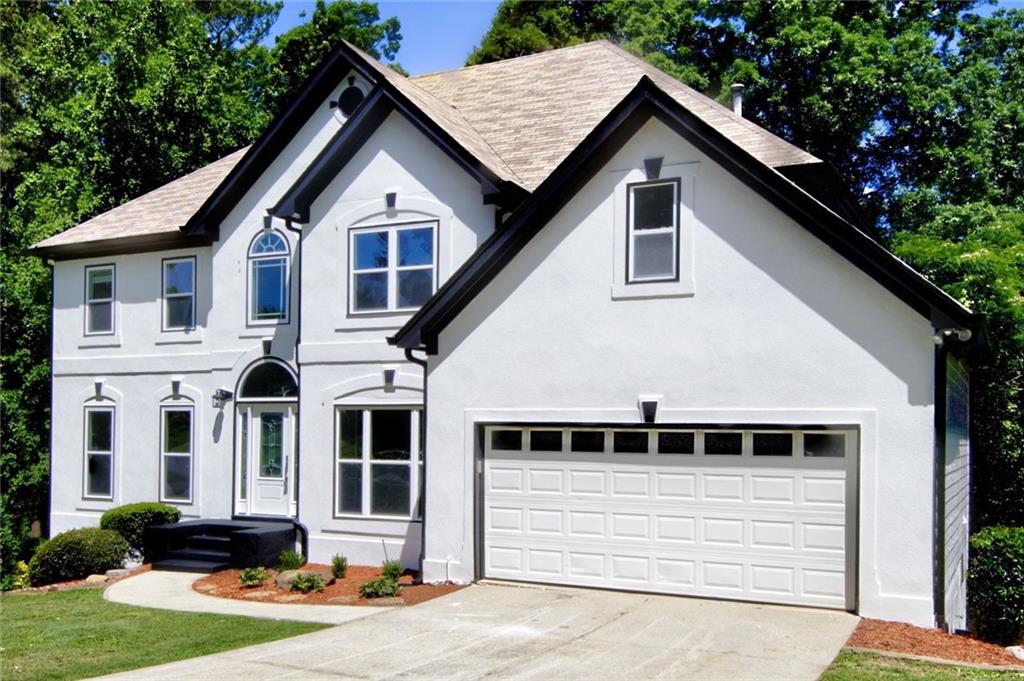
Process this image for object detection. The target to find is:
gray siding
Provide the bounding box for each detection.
[944,354,970,631]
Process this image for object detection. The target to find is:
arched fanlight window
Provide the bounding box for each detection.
[248,230,289,323]
[239,361,298,399]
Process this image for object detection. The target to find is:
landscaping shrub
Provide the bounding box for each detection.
[28,528,129,586]
[239,566,268,588]
[360,575,400,598]
[331,554,348,579]
[968,525,1024,644]
[99,502,181,554]
[381,559,402,581]
[291,573,326,593]
[278,549,306,571]
[10,561,30,590]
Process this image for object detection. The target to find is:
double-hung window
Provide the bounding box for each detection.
[84,265,115,334]
[160,407,193,503]
[248,231,289,323]
[162,257,195,330]
[626,180,679,283]
[84,407,114,498]
[335,408,421,518]
[350,223,436,312]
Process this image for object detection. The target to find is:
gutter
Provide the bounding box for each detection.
[404,347,429,575]
[283,216,306,557]
[933,343,949,631]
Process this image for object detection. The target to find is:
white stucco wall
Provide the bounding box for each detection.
[297,112,496,567]
[423,118,938,626]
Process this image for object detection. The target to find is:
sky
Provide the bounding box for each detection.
[264,0,501,76]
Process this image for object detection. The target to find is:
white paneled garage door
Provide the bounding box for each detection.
[482,426,856,610]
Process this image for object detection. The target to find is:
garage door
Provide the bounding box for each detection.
[482,425,856,610]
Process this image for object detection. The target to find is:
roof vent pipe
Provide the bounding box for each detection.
[730,83,744,117]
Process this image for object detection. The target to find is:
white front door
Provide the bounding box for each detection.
[237,404,296,517]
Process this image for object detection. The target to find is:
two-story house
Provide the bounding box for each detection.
[33,40,979,630]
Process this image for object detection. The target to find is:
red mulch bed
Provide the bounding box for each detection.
[193,564,463,606]
[848,618,1023,667]
[5,564,151,596]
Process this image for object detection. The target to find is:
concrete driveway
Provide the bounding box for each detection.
[97,582,857,680]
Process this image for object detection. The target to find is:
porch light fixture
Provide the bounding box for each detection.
[932,327,973,346]
[212,388,234,409]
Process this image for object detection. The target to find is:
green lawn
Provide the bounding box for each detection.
[822,651,1022,681]
[1,587,327,681]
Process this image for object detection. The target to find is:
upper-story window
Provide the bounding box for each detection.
[626,180,680,283]
[248,231,289,324]
[350,222,436,313]
[162,257,195,331]
[84,264,115,335]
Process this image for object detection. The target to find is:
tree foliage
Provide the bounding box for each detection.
[0,0,401,586]
[471,0,1024,527]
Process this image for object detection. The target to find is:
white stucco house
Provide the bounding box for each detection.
[33,40,980,630]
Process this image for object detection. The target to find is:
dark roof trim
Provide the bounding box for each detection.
[272,86,392,222]
[31,232,213,261]
[390,76,979,352]
[182,43,369,238]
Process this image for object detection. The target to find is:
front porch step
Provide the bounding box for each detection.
[167,548,231,563]
[152,558,230,573]
[186,534,232,551]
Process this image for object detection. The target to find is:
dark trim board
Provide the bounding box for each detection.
[389,76,981,353]
[36,233,211,262]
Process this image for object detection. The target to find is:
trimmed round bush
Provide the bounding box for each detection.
[99,502,181,553]
[29,528,129,586]
[968,525,1024,644]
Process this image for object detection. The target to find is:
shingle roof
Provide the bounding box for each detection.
[35,40,819,254]
[32,147,248,251]
[411,41,818,189]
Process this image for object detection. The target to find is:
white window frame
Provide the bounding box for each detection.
[247,230,290,325]
[626,179,680,284]
[161,257,196,331]
[348,222,437,314]
[84,264,115,335]
[83,406,114,499]
[159,405,194,504]
[334,407,421,520]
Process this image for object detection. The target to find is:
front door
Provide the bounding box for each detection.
[238,404,296,517]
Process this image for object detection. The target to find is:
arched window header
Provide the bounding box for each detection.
[239,361,298,399]
[250,230,288,256]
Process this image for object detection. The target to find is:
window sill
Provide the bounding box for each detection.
[78,337,121,349]
[155,333,203,345]
[330,514,423,523]
[611,280,695,300]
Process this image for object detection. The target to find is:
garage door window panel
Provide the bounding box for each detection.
[658,431,695,455]
[753,433,794,457]
[530,430,563,452]
[613,431,648,454]
[704,431,743,455]
[335,408,420,518]
[491,429,522,451]
[571,431,606,453]
[803,433,846,458]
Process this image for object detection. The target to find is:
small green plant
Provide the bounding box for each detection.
[238,566,268,588]
[277,549,306,571]
[381,559,403,581]
[968,525,1024,644]
[11,561,30,590]
[331,554,348,579]
[359,575,400,598]
[291,572,326,593]
[29,528,129,586]
[99,502,181,555]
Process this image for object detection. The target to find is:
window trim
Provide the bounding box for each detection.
[625,178,681,285]
[347,220,438,315]
[83,264,116,336]
[159,405,194,504]
[83,405,115,500]
[161,256,197,332]
[246,230,290,326]
[333,406,422,520]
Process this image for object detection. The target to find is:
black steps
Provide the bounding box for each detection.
[152,558,230,573]
[186,534,231,551]
[167,548,231,563]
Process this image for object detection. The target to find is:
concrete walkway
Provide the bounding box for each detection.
[104,570,389,625]
[98,581,857,680]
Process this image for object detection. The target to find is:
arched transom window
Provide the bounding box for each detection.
[248,230,289,323]
[239,361,298,400]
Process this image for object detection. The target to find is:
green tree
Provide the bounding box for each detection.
[267,0,401,113]
[1,0,403,586]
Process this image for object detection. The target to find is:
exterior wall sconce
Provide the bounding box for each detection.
[638,395,661,424]
[212,389,234,409]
